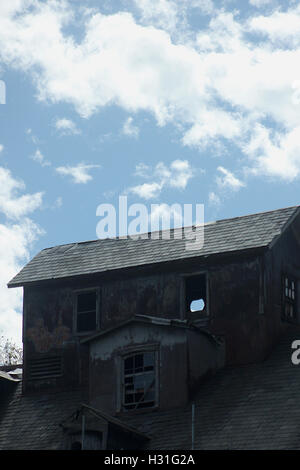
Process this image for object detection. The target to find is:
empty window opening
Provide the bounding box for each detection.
[122,352,157,411]
[29,356,62,380]
[76,291,97,333]
[185,274,207,314]
[283,276,297,321]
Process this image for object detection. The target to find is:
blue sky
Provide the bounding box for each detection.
[0,0,299,344]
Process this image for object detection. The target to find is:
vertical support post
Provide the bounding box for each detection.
[81,413,85,450]
[191,403,195,450]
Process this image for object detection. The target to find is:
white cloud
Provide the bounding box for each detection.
[56,162,100,184]
[216,166,245,191]
[54,117,81,135]
[190,0,214,15]
[30,149,51,167]
[1,2,300,181]
[122,116,139,138]
[168,160,194,189]
[0,219,42,346]
[0,163,43,346]
[0,167,43,219]
[132,0,214,36]
[182,109,242,148]
[0,145,4,153]
[130,159,194,198]
[208,167,245,208]
[150,202,184,226]
[0,3,209,124]
[249,0,273,7]
[133,0,180,34]
[134,163,150,178]
[248,5,300,46]
[131,181,163,199]
[208,191,221,206]
[243,123,300,180]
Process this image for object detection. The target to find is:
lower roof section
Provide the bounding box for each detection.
[1,325,300,449]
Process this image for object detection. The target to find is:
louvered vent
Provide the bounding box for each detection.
[29,356,63,380]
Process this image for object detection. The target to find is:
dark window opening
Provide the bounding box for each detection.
[185,274,207,314]
[283,276,297,321]
[29,356,62,380]
[76,291,97,333]
[122,352,156,411]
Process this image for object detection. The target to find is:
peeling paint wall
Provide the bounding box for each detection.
[22,258,262,390]
[89,323,224,414]
[23,272,181,391]
[208,257,262,364]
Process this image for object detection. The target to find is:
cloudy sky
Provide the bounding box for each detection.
[0,0,299,345]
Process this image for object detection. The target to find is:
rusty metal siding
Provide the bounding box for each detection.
[21,208,300,392]
[88,322,224,414]
[22,258,261,390]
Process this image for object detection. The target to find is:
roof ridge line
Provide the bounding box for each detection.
[41,205,299,252]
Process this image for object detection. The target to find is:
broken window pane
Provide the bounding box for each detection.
[123,352,156,410]
[124,356,134,374]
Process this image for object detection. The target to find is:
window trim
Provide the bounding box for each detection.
[117,344,160,413]
[73,287,101,335]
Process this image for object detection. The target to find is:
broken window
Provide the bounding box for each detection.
[185,274,207,314]
[283,276,297,321]
[76,290,98,333]
[122,351,157,410]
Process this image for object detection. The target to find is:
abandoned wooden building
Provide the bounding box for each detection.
[0,205,300,449]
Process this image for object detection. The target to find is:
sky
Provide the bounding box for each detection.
[0,0,299,345]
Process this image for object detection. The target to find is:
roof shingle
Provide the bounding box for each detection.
[1,325,300,449]
[8,206,299,287]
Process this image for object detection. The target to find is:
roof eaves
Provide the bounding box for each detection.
[7,244,268,289]
[81,404,150,440]
[81,315,190,344]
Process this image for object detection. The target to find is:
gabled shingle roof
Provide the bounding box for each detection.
[8,206,299,287]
